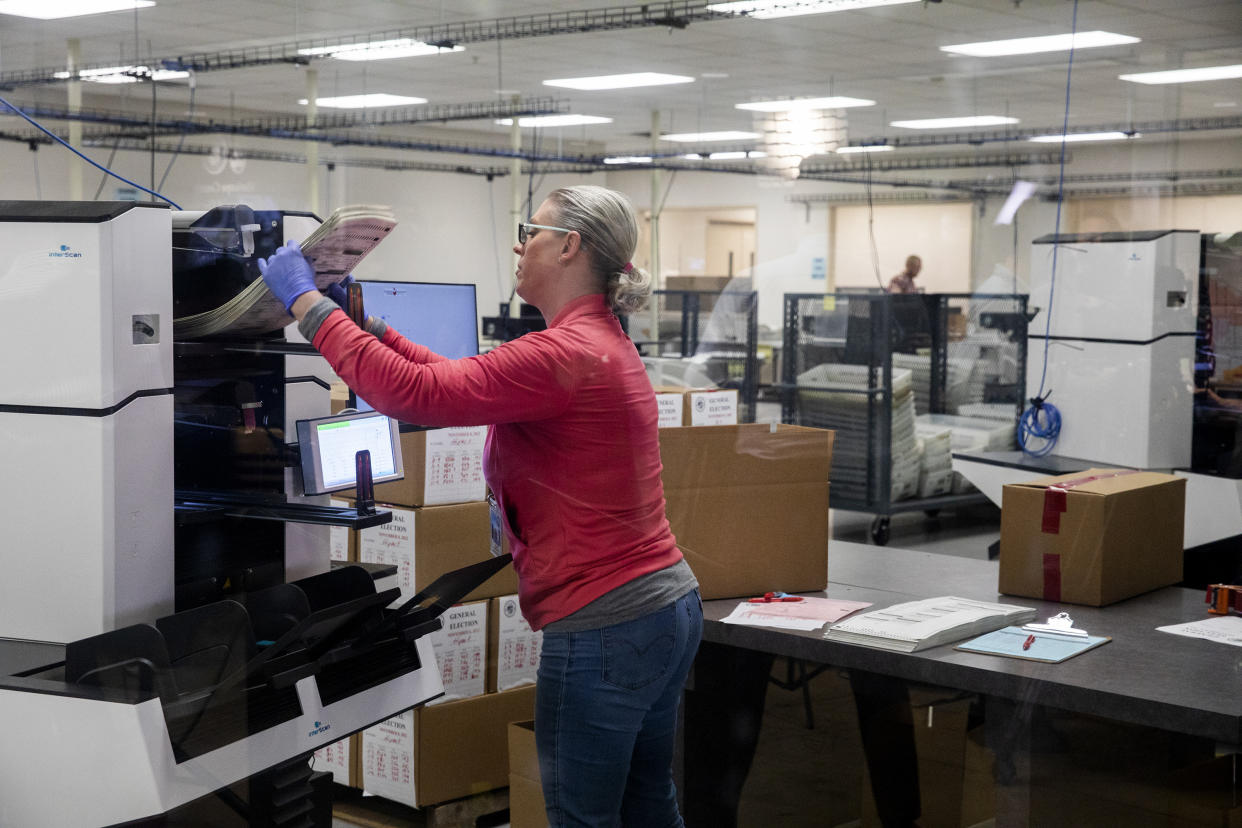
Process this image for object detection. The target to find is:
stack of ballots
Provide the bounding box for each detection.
[175,204,397,339]
[914,425,954,498]
[916,412,1016,494]
[825,596,1036,653]
[892,352,986,415]
[796,364,921,503]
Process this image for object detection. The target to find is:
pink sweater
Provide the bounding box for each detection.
[312,293,682,629]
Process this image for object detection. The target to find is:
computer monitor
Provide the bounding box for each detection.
[296,411,403,495]
[355,281,480,412]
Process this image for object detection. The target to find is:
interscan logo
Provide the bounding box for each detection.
[48,244,83,259]
[308,720,331,738]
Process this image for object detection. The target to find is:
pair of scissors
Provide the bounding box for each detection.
[748,591,803,603]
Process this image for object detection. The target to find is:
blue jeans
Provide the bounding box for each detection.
[536,588,703,828]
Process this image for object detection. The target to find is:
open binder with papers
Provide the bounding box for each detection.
[824,596,1036,653]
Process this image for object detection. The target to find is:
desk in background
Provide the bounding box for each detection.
[686,541,1242,827]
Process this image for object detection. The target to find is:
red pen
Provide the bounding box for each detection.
[1023,634,1036,651]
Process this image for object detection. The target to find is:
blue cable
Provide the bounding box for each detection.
[1019,0,1077,457]
[0,91,182,209]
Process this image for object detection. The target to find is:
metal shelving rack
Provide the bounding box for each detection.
[631,288,759,423]
[780,291,1028,544]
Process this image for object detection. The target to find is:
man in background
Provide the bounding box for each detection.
[887,255,922,294]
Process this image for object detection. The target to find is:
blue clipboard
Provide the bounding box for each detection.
[955,625,1110,663]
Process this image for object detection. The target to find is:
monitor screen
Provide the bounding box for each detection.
[356,281,480,412]
[296,411,404,495]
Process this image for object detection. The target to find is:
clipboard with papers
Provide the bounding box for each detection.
[956,612,1110,664]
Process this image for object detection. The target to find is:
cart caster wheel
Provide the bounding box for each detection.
[870,517,890,546]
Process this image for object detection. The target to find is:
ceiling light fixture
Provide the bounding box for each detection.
[890,115,1018,129]
[495,115,613,128]
[542,72,695,91]
[298,93,427,109]
[941,31,1139,57]
[53,65,187,83]
[706,0,919,20]
[1028,132,1140,143]
[0,0,153,19]
[1119,64,1242,85]
[736,96,875,112]
[836,145,893,153]
[709,150,767,160]
[660,130,760,142]
[297,39,464,62]
[603,156,653,164]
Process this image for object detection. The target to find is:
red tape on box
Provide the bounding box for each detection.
[1040,470,1141,535]
[1042,553,1062,602]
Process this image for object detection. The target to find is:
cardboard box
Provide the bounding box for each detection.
[342,426,487,507]
[488,594,543,693]
[312,733,355,787]
[358,501,518,603]
[653,387,739,428]
[659,423,833,600]
[999,468,1185,606]
[508,720,548,828]
[428,600,489,704]
[328,497,356,562]
[362,685,536,808]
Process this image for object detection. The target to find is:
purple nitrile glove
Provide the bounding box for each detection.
[324,274,356,311]
[257,240,316,312]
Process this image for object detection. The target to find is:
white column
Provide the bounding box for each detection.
[305,68,320,215]
[507,102,522,315]
[66,38,84,200]
[648,110,661,346]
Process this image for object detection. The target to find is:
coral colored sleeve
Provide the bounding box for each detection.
[312,308,574,427]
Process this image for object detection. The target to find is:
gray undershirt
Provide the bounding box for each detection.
[542,558,699,633]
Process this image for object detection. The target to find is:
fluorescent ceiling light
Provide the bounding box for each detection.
[603,156,653,165]
[296,38,464,62]
[543,72,694,91]
[495,114,613,128]
[709,150,767,160]
[706,0,918,20]
[53,64,187,83]
[837,145,893,153]
[890,115,1018,129]
[660,130,759,142]
[736,96,874,112]
[1119,64,1242,85]
[0,0,153,19]
[1028,131,1140,143]
[298,93,427,109]
[941,31,1138,57]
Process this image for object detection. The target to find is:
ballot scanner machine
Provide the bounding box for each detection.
[1027,229,1200,469]
[0,201,502,826]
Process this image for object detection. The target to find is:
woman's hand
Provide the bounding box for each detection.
[258,241,317,312]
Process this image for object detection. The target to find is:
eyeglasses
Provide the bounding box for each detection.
[518,222,573,244]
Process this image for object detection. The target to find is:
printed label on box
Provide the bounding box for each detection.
[428,602,488,703]
[656,394,684,429]
[497,594,543,691]
[688,390,738,427]
[328,498,351,561]
[312,736,351,784]
[424,426,487,506]
[358,506,415,600]
[362,712,417,808]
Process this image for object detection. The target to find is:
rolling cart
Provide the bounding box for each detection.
[780,291,1028,544]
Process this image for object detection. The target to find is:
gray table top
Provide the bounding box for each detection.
[701,540,1241,744]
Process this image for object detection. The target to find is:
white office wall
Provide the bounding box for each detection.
[830,202,975,293]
